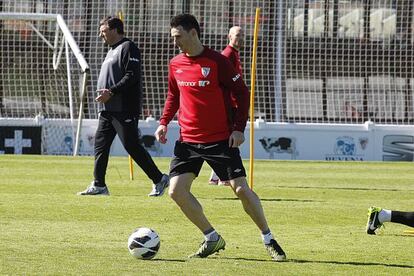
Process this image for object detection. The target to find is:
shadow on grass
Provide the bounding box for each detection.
[288,258,414,269]
[216,256,273,262]
[391,234,414,238]
[274,186,411,192]
[151,258,187,263]
[213,197,318,203]
[221,257,414,269]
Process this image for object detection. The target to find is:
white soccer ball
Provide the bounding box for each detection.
[128,227,160,260]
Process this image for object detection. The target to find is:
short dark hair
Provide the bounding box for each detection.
[100,16,124,35]
[170,14,201,38]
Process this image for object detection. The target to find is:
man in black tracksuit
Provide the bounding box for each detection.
[78,16,169,196]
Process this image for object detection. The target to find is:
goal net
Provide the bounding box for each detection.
[132,0,414,125]
[283,0,414,124]
[1,0,413,146]
[0,12,89,155]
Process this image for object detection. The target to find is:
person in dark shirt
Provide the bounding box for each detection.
[154,14,286,261]
[366,207,414,234]
[78,16,169,196]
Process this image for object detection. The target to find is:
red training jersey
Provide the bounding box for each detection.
[221,45,242,109]
[159,46,249,143]
[221,45,242,76]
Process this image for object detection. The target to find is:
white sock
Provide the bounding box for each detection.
[378,209,392,223]
[204,230,219,242]
[261,231,274,244]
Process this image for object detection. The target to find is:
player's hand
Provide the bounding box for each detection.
[229,130,245,148]
[155,125,168,144]
[95,89,112,103]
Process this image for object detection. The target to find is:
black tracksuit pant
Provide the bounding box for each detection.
[93,111,162,186]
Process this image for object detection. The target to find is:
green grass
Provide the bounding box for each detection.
[1,155,414,275]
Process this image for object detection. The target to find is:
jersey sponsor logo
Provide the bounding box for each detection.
[129,57,140,62]
[198,80,210,87]
[175,69,183,74]
[177,80,197,87]
[177,80,211,87]
[232,74,241,82]
[201,67,210,77]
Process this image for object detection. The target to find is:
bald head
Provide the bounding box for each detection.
[228,26,244,50]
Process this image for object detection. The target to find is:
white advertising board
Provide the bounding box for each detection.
[110,120,414,162]
[1,118,414,161]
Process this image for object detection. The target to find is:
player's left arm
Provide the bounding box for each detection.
[218,57,249,130]
[218,57,249,147]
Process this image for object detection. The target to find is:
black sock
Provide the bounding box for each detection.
[153,173,163,184]
[391,211,414,227]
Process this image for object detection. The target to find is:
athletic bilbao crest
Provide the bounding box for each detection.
[201,67,210,77]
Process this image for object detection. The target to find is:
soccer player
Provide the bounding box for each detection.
[77,16,169,196]
[154,14,286,261]
[209,25,244,187]
[366,207,414,234]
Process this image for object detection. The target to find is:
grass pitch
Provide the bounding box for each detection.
[1,155,414,275]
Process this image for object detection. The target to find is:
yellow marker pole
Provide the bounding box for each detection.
[117,11,134,181]
[118,11,124,21]
[249,8,260,190]
[129,156,134,180]
[403,229,414,235]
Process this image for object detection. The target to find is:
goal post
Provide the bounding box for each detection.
[0,12,89,156]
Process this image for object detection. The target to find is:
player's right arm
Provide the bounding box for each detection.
[155,125,168,144]
[156,63,180,143]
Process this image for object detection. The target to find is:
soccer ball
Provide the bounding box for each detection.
[128,227,160,260]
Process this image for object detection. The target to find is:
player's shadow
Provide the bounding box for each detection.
[220,257,414,269]
[213,197,319,203]
[275,185,410,192]
[151,258,187,263]
[390,234,414,238]
[289,258,414,269]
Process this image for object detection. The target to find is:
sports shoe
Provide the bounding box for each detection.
[366,206,384,235]
[189,235,226,258]
[265,239,286,261]
[148,174,169,197]
[77,182,109,196]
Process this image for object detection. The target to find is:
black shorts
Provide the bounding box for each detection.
[169,140,246,181]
